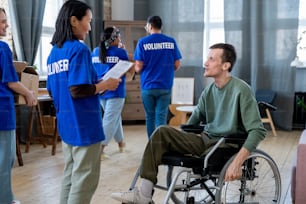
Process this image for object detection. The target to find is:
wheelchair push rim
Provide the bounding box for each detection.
[215,149,281,204]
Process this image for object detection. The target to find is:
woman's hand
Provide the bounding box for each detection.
[25,90,37,106]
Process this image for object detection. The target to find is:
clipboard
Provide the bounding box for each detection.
[101,60,134,81]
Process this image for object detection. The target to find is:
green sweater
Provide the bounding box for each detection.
[188,76,266,152]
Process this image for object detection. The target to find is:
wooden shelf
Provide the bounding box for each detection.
[104,20,147,60]
[121,75,145,121]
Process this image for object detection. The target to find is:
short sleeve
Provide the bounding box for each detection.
[0,43,19,83]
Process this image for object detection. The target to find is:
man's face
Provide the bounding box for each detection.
[203,48,225,78]
[0,10,8,37]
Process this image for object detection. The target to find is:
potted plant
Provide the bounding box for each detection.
[297,96,306,128]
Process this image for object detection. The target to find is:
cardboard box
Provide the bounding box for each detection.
[13,61,39,104]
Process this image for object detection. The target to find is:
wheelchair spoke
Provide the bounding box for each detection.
[166,166,217,204]
[216,150,281,204]
[161,149,280,204]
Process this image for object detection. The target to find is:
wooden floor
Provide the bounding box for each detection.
[12,125,302,204]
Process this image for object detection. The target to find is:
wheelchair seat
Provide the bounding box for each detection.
[162,147,240,175]
[162,128,248,175]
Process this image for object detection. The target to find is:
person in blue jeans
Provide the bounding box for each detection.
[0,7,37,204]
[92,26,133,160]
[134,15,182,138]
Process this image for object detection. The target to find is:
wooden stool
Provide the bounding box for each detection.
[26,96,60,156]
[168,104,196,126]
[261,108,277,136]
[41,115,59,155]
[16,125,23,166]
[25,105,47,153]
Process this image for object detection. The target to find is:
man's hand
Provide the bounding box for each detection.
[224,147,249,181]
[224,159,243,181]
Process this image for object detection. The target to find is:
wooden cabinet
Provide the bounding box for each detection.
[122,75,145,120]
[103,20,147,60]
[103,21,147,120]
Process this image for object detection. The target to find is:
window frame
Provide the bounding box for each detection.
[34,0,63,77]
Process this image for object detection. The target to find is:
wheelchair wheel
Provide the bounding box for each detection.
[215,149,281,204]
[166,166,217,204]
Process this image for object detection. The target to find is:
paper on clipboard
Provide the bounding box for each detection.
[102,60,134,81]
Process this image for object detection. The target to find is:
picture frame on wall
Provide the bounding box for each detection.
[171,77,194,105]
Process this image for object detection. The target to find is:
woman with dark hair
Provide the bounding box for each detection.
[0,7,36,204]
[46,1,121,203]
[92,27,131,160]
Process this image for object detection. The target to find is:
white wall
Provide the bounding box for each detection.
[111,0,134,20]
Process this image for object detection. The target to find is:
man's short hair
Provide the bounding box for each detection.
[210,43,237,72]
[147,15,162,30]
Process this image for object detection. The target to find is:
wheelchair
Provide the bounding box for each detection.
[128,125,281,204]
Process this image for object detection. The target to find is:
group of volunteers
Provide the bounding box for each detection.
[0,1,267,204]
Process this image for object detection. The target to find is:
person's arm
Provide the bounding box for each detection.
[174,59,181,71]
[187,90,207,125]
[95,77,121,94]
[134,60,144,74]
[7,81,37,106]
[224,147,250,181]
[125,65,135,81]
[224,85,266,181]
[69,77,121,98]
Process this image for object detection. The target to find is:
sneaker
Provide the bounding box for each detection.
[101,152,110,161]
[111,187,154,204]
[12,201,21,204]
[118,142,126,153]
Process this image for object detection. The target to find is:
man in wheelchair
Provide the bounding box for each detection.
[111,43,267,204]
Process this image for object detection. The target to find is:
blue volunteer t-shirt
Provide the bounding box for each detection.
[134,33,182,90]
[47,40,104,146]
[0,41,19,130]
[91,46,129,99]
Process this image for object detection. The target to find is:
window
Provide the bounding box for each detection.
[203,1,306,66]
[34,0,63,76]
[297,0,306,63]
[203,0,225,61]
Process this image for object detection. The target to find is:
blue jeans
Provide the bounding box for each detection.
[0,130,16,204]
[100,98,125,145]
[141,89,171,138]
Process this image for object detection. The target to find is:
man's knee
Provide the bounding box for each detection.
[151,125,175,141]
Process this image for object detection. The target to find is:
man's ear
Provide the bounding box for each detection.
[70,16,78,27]
[221,62,230,71]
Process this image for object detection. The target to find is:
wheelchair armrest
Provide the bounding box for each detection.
[223,133,248,145]
[258,101,277,111]
[180,124,204,134]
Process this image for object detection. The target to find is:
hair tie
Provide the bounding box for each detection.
[104,41,110,49]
